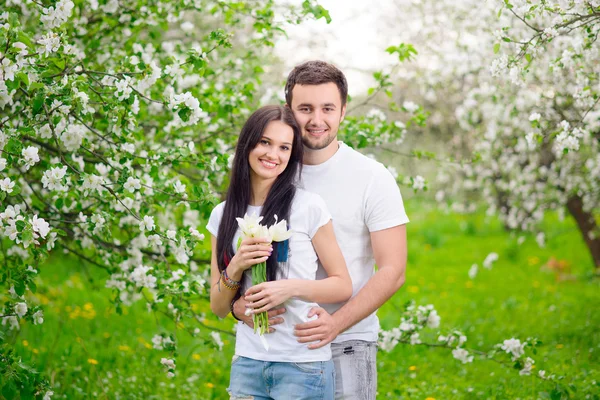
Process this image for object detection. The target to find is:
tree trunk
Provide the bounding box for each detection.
[566,195,600,272]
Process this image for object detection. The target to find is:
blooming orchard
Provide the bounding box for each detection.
[376,0,600,270]
[0,0,333,396]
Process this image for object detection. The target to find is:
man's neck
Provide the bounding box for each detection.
[303,139,340,166]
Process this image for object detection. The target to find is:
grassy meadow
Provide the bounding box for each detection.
[8,202,600,399]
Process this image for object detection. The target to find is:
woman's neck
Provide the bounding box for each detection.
[249,176,274,206]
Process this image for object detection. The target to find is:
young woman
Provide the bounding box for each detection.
[206,105,352,399]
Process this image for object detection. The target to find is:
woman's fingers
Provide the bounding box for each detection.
[247,297,271,310]
[244,250,271,259]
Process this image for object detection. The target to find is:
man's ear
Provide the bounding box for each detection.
[340,104,347,122]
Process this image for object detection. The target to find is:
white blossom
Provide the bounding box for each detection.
[15,302,28,318]
[501,338,526,360]
[31,215,51,239]
[124,177,141,193]
[0,177,15,193]
[21,146,40,170]
[33,310,44,325]
[173,180,186,194]
[452,348,474,364]
[482,252,498,269]
[211,331,224,350]
[37,32,61,57]
[139,215,155,232]
[519,357,535,376]
[130,265,157,288]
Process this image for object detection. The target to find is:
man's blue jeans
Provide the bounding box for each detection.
[227,355,335,399]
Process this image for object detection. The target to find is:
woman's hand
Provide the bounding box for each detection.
[228,237,272,277]
[244,280,296,314]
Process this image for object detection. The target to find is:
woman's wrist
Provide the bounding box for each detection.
[226,263,244,281]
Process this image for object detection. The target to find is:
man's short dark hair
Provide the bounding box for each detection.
[285,60,348,107]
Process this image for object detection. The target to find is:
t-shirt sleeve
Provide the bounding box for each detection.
[306,193,332,239]
[364,166,409,232]
[206,202,225,237]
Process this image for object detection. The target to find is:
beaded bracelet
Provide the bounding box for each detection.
[220,269,241,291]
[230,297,242,321]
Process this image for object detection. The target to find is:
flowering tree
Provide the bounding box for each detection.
[373,0,600,271]
[0,0,333,397]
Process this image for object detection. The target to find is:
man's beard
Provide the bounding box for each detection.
[302,130,336,150]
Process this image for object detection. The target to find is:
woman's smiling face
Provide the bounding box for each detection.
[248,120,295,183]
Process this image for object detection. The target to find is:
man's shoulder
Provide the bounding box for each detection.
[339,144,390,175]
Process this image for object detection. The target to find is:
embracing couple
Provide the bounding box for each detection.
[207,61,409,399]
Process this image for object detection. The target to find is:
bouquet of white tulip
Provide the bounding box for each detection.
[236,213,293,350]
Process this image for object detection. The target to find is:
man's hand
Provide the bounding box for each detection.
[232,296,286,333]
[294,307,340,349]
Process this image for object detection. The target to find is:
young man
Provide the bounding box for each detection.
[234,60,409,399]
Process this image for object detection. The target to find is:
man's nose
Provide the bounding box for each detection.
[310,109,324,124]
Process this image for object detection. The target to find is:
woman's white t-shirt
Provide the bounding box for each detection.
[206,188,333,362]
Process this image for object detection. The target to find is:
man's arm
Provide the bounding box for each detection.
[295,224,407,349]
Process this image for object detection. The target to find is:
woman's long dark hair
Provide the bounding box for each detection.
[216,105,303,284]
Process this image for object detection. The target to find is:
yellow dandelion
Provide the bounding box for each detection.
[426,397,436,400]
[32,349,39,354]
[528,256,540,266]
[204,383,214,389]
[22,340,29,347]
[465,281,474,288]
[407,286,419,293]
[192,354,201,361]
[103,332,111,338]
[118,345,131,352]
[556,344,564,349]
[176,322,185,329]
[84,303,94,311]
[144,343,152,349]
[408,366,417,371]
[88,358,98,365]
[424,243,432,251]
[65,305,72,312]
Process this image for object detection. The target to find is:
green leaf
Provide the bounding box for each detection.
[14,280,26,297]
[15,220,26,232]
[178,107,191,122]
[55,197,64,209]
[21,229,33,243]
[494,43,501,54]
[32,93,45,115]
[28,280,37,294]
[9,184,21,197]
[525,53,532,63]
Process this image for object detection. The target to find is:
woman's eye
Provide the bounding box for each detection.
[281,146,290,151]
[260,139,269,145]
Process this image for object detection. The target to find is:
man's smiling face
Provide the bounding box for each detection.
[289,82,346,151]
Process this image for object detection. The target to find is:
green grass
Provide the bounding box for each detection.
[9,204,600,399]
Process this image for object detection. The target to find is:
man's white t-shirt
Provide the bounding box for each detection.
[299,142,409,343]
[207,189,334,362]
